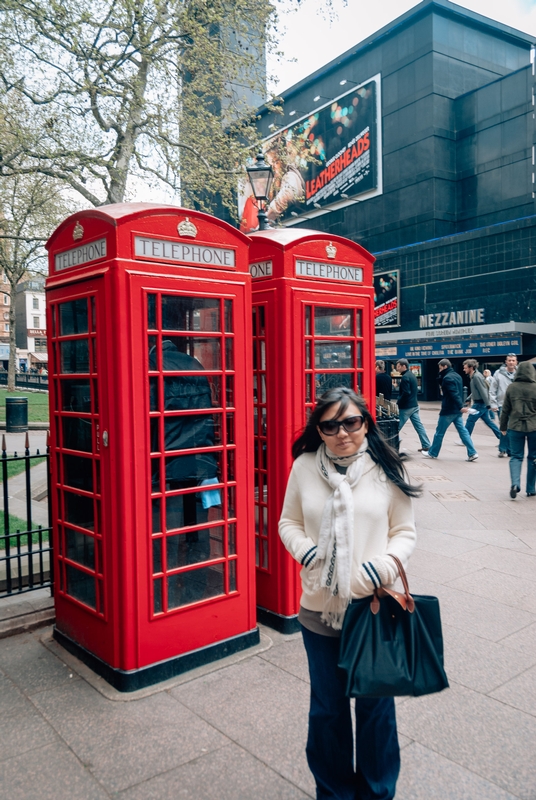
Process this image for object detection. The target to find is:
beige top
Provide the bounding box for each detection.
[279,451,417,612]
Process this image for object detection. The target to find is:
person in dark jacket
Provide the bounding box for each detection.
[375,360,393,400]
[499,361,536,499]
[423,359,478,461]
[395,359,431,451]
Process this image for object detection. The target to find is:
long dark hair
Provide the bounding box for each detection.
[292,387,422,498]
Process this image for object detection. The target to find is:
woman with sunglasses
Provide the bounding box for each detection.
[279,387,420,800]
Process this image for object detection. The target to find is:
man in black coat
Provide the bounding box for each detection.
[423,359,478,461]
[395,359,431,452]
[150,339,220,607]
[375,360,393,400]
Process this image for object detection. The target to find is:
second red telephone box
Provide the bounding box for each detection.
[46,204,257,690]
[248,228,375,632]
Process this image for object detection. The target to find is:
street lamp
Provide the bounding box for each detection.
[246,151,274,231]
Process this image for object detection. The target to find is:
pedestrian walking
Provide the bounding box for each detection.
[499,361,536,499]
[461,359,502,442]
[279,386,419,800]
[395,358,431,451]
[423,359,478,461]
[490,353,518,457]
[375,359,393,400]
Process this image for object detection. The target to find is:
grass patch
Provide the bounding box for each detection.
[0,456,46,482]
[0,513,48,550]
[0,389,49,423]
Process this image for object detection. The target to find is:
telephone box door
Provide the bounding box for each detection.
[249,229,376,632]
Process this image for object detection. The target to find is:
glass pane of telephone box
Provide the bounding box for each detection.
[165,450,221,483]
[166,489,223,532]
[63,454,93,492]
[65,563,96,608]
[315,342,353,369]
[314,308,353,337]
[164,413,217,452]
[62,417,92,452]
[229,559,237,592]
[162,296,221,332]
[152,538,162,573]
[59,299,88,335]
[64,491,94,531]
[161,337,221,371]
[65,528,95,569]
[167,562,224,608]
[315,372,353,398]
[61,379,91,412]
[153,577,163,613]
[166,526,223,569]
[147,294,157,329]
[164,375,219,409]
[60,340,90,374]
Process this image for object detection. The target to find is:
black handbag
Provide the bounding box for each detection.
[338,555,449,698]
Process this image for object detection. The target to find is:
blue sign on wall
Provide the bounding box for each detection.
[376,336,522,360]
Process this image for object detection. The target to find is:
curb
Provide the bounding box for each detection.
[0,423,50,431]
[0,604,55,639]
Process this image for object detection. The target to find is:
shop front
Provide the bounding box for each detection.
[375,321,536,401]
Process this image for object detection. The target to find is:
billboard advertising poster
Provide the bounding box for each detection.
[374,270,399,328]
[239,74,382,232]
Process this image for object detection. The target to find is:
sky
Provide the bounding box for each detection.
[270,0,536,93]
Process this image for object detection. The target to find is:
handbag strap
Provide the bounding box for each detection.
[369,555,415,615]
[386,554,415,613]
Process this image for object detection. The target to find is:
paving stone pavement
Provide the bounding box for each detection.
[1,403,535,799]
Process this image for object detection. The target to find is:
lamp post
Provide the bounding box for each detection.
[246,151,274,231]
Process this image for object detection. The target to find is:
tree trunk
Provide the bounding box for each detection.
[7,283,17,392]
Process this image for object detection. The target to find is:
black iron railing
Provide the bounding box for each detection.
[0,432,52,596]
[0,373,49,390]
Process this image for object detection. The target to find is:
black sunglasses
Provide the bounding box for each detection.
[318,415,364,435]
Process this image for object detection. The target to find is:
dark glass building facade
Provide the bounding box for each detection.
[255,0,536,398]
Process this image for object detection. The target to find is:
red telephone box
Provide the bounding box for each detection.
[46,203,257,690]
[248,228,375,632]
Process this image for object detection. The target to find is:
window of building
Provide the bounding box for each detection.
[2,273,7,284]
[33,297,39,309]
[4,324,9,332]
[33,316,40,327]
[34,338,47,352]
[3,313,8,321]
[4,295,9,305]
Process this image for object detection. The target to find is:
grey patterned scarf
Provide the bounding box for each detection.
[313,441,368,629]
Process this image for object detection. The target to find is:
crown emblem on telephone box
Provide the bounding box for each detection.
[177,217,198,238]
[326,242,337,259]
[73,221,84,241]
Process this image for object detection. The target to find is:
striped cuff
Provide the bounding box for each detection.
[301,545,318,568]
[362,561,382,589]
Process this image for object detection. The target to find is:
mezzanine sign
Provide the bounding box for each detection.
[419,308,485,328]
[55,238,107,271]
[295,259,363,283]
[134,236,235,267]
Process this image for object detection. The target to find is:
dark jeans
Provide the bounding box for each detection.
[428,413,477,458]
[508,430,536,494]
[464,402,501,440]
[301,625,400,800]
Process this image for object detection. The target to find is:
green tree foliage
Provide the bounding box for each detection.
[0,0,277,218]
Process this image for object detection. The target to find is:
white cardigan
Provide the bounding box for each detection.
[278,450,417,612]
